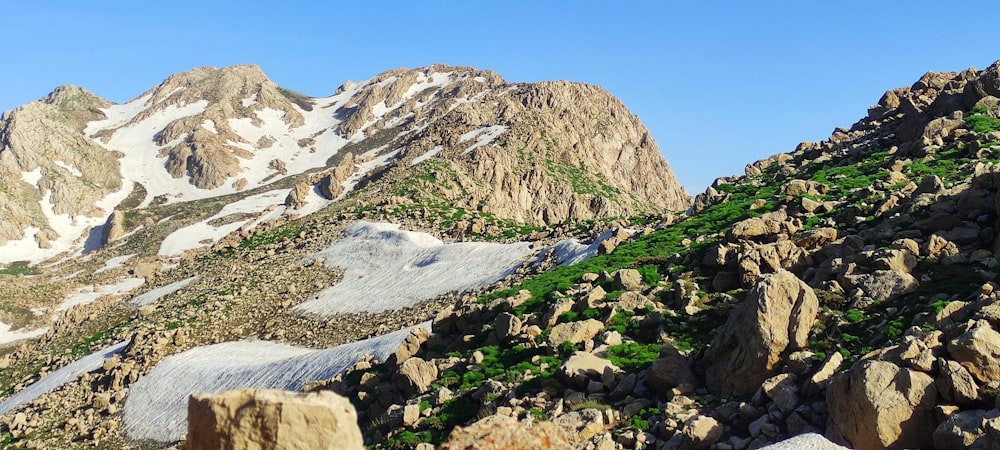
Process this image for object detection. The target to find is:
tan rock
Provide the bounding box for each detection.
[440,415,569,449]
[676,415,723,450]
[102,209,126,246]
[612,269,643,291]
[186,389,364,450]
[826,360,937,450]
[647,344,696,395]
[396,357,438,397]
[548,319,604,348]
[948,325,1000,383]
[559,351,620,389]
[706,270,819,395]
[936,358,981,405]
[933,409,989,450]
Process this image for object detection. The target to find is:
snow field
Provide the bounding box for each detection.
[128,276,199,308]
[294,222,533,315]
[121,324,423,444]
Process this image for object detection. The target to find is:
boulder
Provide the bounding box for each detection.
[706,270,819,395]
[672,415,723,450]
[548,319,605,348]
[933,409,989,450]
[391,326,430,365]
[440,414,570,449]
[612,269,643,291]
[842,270,919,302]
[949,325,1000,383]
[493,312,522,342]
[826,360,937,450]
[559,351,620,389]
[396,357,438,397]
[186,389,364,450]
[936,358,981,405]
[647,344,696,395]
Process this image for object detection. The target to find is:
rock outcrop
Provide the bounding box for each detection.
[186,389,364,450]
[706,270,819,395]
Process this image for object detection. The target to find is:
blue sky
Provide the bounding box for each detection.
[2,2,998,193]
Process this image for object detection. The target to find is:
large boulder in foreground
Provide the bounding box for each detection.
[186,389,364,450]
[705,270,818,395]
[826,360,937,450]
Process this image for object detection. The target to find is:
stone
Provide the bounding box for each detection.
[396,357,439,397]
[842,270,919,302]
[937,358,981,405]
[613,269,643,291]
[554,409,606,441]
[761,373,798,414]
[826,360,937,450]
[647,344,696,395]
[547,319,605,348]
[706,270,819,396]
[676,415,723,450]
[403,403,421,427]
[933,409,989,450]
[494,312,522,342]
[440,414,570,449]
[559,351,620,389]
[186,389,363,450]
[949,325,1000,383]
[392,326,430,365]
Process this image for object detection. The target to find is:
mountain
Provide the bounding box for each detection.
[3,59,1000,450]
[0,64,689,264]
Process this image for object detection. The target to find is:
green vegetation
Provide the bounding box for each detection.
[966,108,1000,133]
[606,342,660,371]
[0,261,37,276]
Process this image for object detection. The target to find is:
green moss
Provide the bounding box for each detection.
[606,342,660,371]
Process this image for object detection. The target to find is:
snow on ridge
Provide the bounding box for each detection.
[129,276,199,308]
[122,323,423,444]
[294,222,533,315]
[0,341,128,416]
[460,125,508,154]
[53,160,82,177]
[411,145,444,166]
[19,168,42,187]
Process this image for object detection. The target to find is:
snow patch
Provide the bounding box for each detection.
[122,324,422,444]
[0,341,128,415]
[295,222,533,315]
[129,276,199,308]
[543,229,627,267]
[53,160,83,177]
[0,322,47,346]
[94,254,136,274]
[411,145,444,166]
[157,189,288,256]
[20,168,42,186]
[201,119,217,134]
[57,278,145,313]
[460,125,508,154]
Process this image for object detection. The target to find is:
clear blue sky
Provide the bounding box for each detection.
[2,1,998,193]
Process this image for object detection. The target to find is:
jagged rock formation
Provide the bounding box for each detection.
[0,85,119,246]
[0,63,689,263]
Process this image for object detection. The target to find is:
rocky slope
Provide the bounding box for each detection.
[6,58,1000,450]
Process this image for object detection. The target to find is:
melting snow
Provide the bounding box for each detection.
[295,222,533,315]
[121,324,422,444]
[129,276,199,308]
[56,278,145,313]
[20,168,42,187]
[157,189,288,256]
[0,322,47,346]
[0,341,128,416]
[53,161,83,177]
[411,145,443,166]
[543,229,625,267]
[460,125,508,154]
[94,253,136,274]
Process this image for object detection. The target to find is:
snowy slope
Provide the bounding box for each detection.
[295,222,534,315]
[121,324,422,444]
